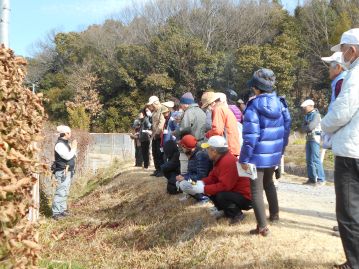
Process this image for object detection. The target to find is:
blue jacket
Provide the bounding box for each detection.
[162,113,177,145]
[183,148,213,181]
[239,92,291,168]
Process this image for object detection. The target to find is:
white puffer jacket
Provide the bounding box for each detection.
[321,58,359,158]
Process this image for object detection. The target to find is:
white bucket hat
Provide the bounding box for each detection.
[331,28,359,52]
[300,99,315,108]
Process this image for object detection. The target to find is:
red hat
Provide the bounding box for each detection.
[180,135,197,149]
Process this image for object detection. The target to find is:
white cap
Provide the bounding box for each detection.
[201,136,228,149]
[331,28,359,52]
[162,101,174,108]
[147,96,159,105]
[57,125,71,134]
[321,52,345,65]
[300,99,315,108]
[216,92,227,103]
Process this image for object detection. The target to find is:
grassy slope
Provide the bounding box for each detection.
[39,162,344,269]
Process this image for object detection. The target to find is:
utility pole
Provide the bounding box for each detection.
[0,0,10,47]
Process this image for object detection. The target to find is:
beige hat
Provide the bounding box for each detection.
[161,105,170,114]
[57,125,71,134]
[300,99,315,107]
[147,96,160,105]
[162,101,175,108]
[201,92,220,109]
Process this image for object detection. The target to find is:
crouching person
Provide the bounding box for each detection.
[176,135,213,202]
[179,136,252,225]
[161,140,181,194]
[51,125,77,220]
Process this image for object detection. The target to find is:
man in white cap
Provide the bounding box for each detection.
[321,28,359,269]
[51,125,77,220]
[321,52,348,110]
[178,136,251,224]
[301,99,325,186]
[147,96,165,177]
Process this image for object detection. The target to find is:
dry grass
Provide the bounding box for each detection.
[38,165,344,269]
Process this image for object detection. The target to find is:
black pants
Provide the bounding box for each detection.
[135,140,143,167]
[210,192,252,218]
[141,140,150,169]
[251,167,279,228]
[152,138,164,171]
[335,156,359,269]
[163,171,181,194]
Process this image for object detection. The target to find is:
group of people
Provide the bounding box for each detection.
[130,67,291,235]
[50,28,359,269]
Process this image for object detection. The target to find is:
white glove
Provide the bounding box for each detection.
[179,180,196,196]
[192,180,205,194]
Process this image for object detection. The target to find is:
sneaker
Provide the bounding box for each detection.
[332,231,340,237]
[250,225,270,237]
[333,262,352,269]
[150,171,158,176]
[269,214,279,223]
[179,194,190,202]
[303,179,316,185]
[229,212,245,225]
[61,210,70,217]
[317,180,326,186]
[209,208,225,220]
[156,171,164,177]
[52,214,65,221]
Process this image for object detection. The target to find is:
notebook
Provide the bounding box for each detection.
[236,162,257,180]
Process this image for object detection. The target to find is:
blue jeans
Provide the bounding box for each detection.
[52,170,72,216]
[306,141,325,182]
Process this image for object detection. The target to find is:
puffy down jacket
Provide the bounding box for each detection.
[239,92,291,168]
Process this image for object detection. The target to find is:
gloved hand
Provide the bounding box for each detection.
[192,180,205,194]
[179,180,196,196]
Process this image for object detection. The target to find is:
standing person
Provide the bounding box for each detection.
[225,89,243,123]
[130,118,143,167]
[51,125,77,220]
[239,68,291,236]
[322,28,359,269]
[161,104,177,147]
[202,92,240,156]
[301,99,326,186]
[173,92,206,174]
[161,140,181,194]
[147,96,165,177]
[139,108,152,170]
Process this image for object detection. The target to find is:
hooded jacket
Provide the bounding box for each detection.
[239,92,291,168]
[183,148,213,182]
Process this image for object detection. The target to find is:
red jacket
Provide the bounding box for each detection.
[202,152,251,200]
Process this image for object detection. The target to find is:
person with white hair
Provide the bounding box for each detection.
[51,125,77,220]
[301,99,326,186]
[321,28,359,269]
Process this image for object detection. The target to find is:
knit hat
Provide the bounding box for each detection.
[247,68,276,92]
[180,135,197,149]
[180,92,195,105]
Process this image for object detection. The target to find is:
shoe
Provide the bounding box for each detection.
[156,171,164,177]
[317,180,326,186]
[209,208,225,220]
[229,212,245,225]
[52,214,65,221]
[269,214,279,223]
[333,226,339,232]
[303,179,316,185]
[61,210,70,217]
[333,262,352,269]
[150,171,158,176]
[332,231,340,237]
[250,225,270,237]
[179,194,190,202]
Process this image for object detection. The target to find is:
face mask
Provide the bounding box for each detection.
[146,111,152,117]
[342,48,354,69]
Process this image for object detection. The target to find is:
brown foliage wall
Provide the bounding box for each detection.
[0,45,46,268]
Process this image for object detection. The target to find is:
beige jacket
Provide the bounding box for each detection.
[152,104,165,139]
